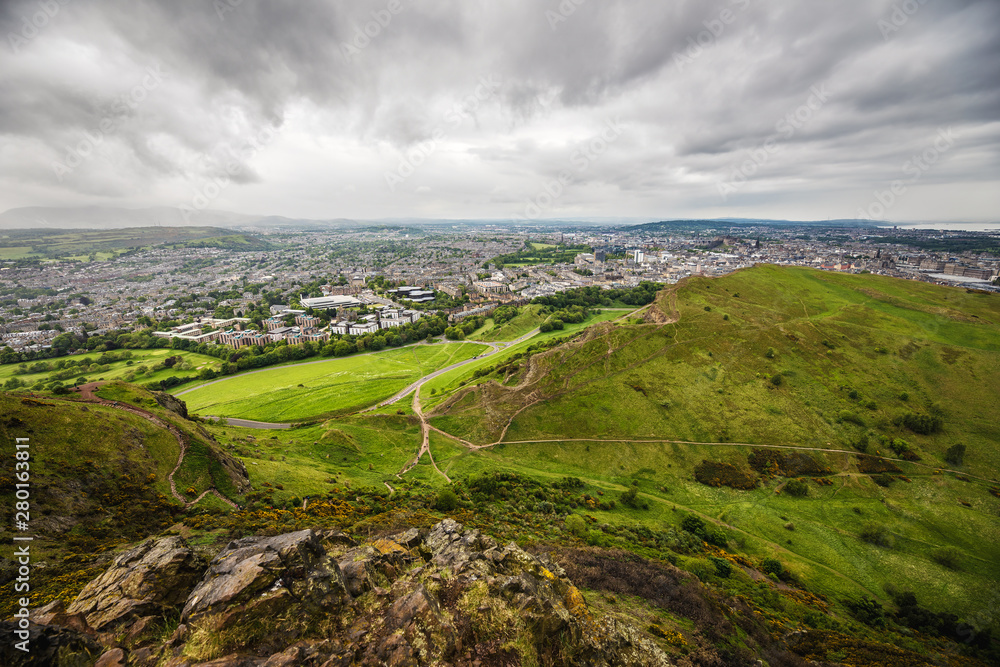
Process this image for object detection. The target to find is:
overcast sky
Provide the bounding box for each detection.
[1,0,998,223]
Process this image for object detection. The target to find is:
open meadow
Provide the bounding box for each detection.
[179,342,488,422]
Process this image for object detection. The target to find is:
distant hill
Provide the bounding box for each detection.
[0,226,274,259]
[627,218,877,233]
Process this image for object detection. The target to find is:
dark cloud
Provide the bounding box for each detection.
[0,0,997,222]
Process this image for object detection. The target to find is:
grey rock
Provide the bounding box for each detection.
[182,529,347,623]
[67,536,206,631]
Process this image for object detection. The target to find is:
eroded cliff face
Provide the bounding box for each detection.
[3,520,673,667]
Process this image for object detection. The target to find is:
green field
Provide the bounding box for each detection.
[179,342,488,422]
[468,304,548,341]
[0,246,38,259]
[0,348,223,389]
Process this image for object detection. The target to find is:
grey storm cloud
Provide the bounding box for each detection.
[0,0,998,222]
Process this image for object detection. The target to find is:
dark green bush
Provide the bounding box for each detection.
[785,479,809,497]
[761,558,784,578]
[710,556,732,578]
[944,444,966,466]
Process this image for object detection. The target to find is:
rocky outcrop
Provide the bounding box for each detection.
[153,391,188,419]
[20,521,673,666]
[181,529,348,624]
[66,536,207,631]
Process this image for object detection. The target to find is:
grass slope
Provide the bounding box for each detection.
[416,266,1000,615]
[421,309,630,409]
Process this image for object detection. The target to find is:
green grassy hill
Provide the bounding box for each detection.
[3,266,998,664]
[422,266,1000,617]
[0,384,247,615]
[434,266,1000,469]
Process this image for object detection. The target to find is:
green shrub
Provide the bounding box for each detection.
[849,595,886,628]
[564,514,587,537]
[839,410,865,426]
[944,444,966,466]
[931,546,962,570]
[710,556,732,578]
[889,438,910,455]
[872,473,894,488]
[552,476,585,490]
[784,479,808,497]
[620,484,641,509]
[770,374,783,386]
[901,411,943,435]
[859,523,894,548]
[761,558,784,578]
[681,515,705,536]
[435,488,459,511]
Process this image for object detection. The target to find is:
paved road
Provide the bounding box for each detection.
[364,341,501,411]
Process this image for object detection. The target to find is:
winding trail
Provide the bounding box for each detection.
[74,383,239,510]
[390,325,555,481]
